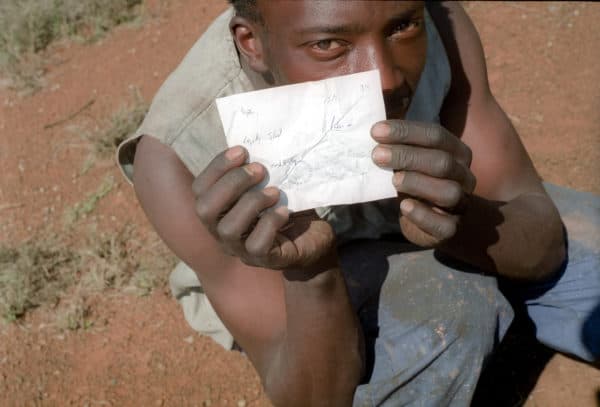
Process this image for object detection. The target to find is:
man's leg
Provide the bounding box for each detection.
[339,239,514,407]
[501,184,600,363]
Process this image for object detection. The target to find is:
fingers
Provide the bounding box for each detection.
[245,206,290,259]
[393,171,464,209]
[216,187,281,253]
[400,198,458,243]
[192,146,248,196]
[192,147,335,271]
[371,121,472,167]
[373,144,476,193]
[195,161,266,231]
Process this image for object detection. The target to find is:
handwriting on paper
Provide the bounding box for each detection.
[215,69,397,212]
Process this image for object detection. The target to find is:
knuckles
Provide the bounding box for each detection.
[216,220,240,242]
[462,145,473,167]
[434,219,457,241]
[391,146,413,169]
[245,237,270,258]
[440,182,463,209]
[426,124,444,146]
[194,199,216,224]
[390,120,410,141]
[191,177,204,196]
[433,151,454,177]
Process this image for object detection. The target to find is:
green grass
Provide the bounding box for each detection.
[0,0,146,91]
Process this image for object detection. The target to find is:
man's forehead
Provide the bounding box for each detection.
[257,0,424,32]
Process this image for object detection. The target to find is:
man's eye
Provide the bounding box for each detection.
[312,39,344,51]
[390,19,422,38]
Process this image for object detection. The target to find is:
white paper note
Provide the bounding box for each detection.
[215,69,396,212]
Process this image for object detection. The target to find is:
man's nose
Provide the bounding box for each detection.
[360,41,401,92]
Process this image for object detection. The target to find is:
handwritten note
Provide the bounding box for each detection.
[215,69,397,212]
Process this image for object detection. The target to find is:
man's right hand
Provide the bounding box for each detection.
[192,146,337,274]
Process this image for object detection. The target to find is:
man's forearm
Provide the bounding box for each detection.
[264,264,364,406]
[439,192,565,281]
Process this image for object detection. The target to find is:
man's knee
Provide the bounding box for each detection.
[353,249,513,406]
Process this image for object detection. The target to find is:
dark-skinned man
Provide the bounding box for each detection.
[117,1,600,405]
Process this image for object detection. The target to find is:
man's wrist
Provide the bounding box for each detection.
[282,251,339,283]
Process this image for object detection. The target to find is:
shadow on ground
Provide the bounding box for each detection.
[472,310,555,407]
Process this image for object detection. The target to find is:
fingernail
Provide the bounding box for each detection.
[400,199,414,214]
[372,147,391,164]
[263,187,279,198]
[274,206,289,217]
[243,162,262,176]
[371,122,390,139]
[392,171,405,188]
[225,146,245,161]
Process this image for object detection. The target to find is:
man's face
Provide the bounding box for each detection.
[255,0,427,119]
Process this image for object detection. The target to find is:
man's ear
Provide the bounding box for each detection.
[229,16,269,73]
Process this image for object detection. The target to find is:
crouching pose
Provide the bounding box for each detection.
[118,1,600,405]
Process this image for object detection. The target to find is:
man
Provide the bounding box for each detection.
[118,1,599,405]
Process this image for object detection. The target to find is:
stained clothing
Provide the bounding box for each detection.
[117,7,600,406]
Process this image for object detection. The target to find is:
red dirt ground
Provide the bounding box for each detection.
[0,1,598,406]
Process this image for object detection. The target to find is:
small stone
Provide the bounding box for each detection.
[237,400,247,407]
[183,335,194,344]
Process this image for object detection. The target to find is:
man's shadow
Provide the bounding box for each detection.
[471,305,555,407]
[472,301,600,407]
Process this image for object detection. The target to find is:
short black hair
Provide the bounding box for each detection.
[228,0,262,22]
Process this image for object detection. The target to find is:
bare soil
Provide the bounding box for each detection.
[0,1,598,406]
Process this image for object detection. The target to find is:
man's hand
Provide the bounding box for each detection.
[371,120,477,247]
[192,146,336,273]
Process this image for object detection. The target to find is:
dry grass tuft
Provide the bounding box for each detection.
[0,0,146,91]
[91,88,148,158]
[0,238,79,322]
[63,175,116,225]
[72,88,147,176]
[0,227,175,327]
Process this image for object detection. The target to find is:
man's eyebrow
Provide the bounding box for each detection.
[384,6,423,32]
[293,23,365,36]
[292,5,422,37]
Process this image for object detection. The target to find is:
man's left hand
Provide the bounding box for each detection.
[371,120,476,247]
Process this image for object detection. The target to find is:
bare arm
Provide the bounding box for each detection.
[434,2,565,281]
[133,136,363,405]
[370,3,565,282]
